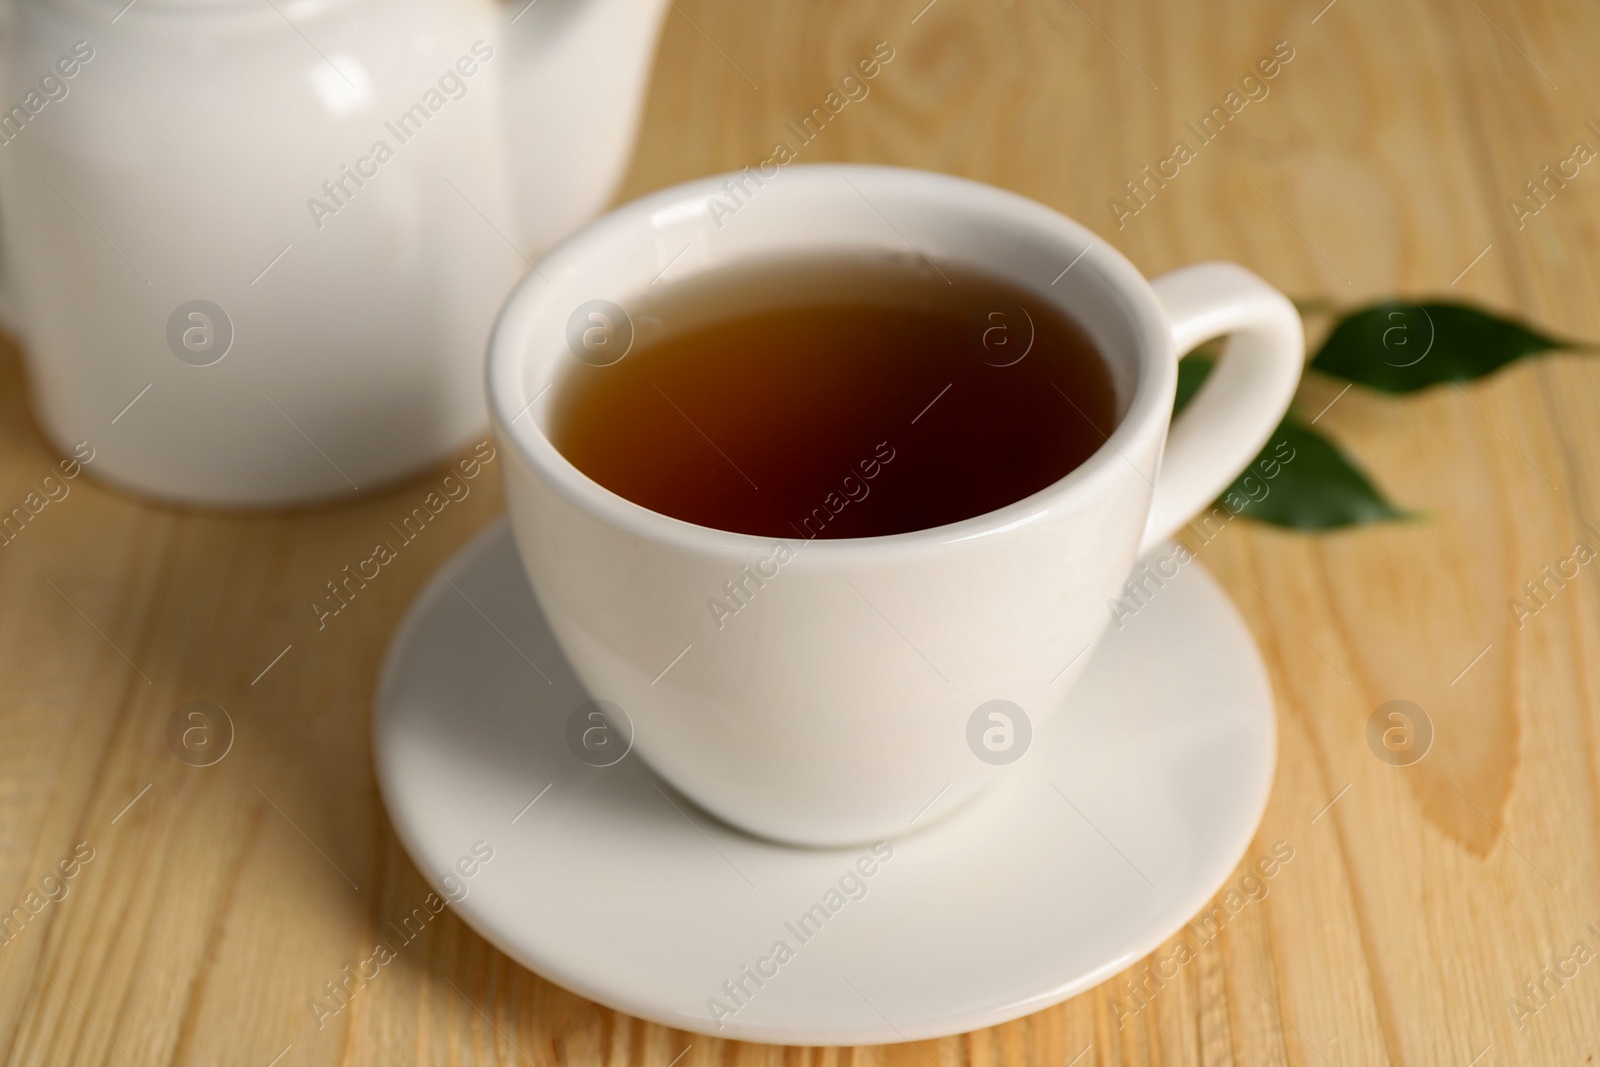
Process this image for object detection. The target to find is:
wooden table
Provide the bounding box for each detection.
[4,0,1597,1062]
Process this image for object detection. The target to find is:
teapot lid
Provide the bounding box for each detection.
[50,0,344,18]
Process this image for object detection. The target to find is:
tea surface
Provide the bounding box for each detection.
[550,256,1117,539]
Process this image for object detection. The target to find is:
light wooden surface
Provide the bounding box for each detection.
[4,0,1600,1063]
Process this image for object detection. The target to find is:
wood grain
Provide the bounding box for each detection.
[3,0,1600,1063]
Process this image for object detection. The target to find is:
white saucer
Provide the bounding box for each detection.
[374,520,1275,1046]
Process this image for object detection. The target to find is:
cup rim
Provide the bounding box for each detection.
[487,163,1175,558]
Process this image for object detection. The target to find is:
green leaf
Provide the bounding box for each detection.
[1226,413,1411,529]
[1174,354,1409,529]
[1309,301,1578,393]
[1173,343,1219,415]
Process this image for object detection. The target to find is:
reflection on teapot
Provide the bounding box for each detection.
[0,0,669,506]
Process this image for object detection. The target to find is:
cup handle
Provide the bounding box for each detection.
[1139,262,1304,557]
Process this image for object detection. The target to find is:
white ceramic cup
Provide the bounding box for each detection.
[488,164,1302,847]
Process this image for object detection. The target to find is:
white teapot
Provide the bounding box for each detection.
[0,0,669,505]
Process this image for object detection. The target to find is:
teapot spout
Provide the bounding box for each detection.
[497,0,671,255]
